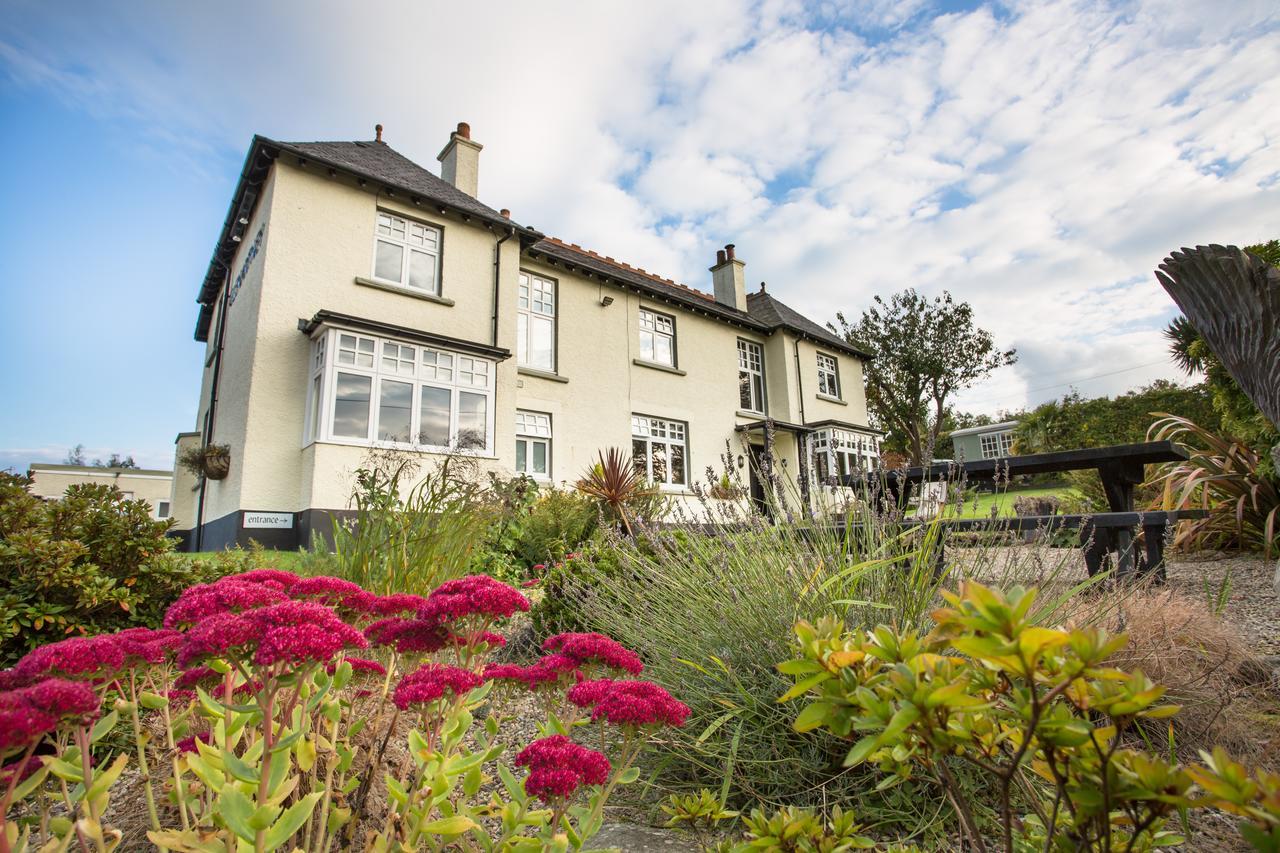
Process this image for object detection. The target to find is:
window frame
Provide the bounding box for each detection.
[737,338,766,414]
[816,352,842,400]
[517,270,558,372]
[370,210,444,296]
[979,430,1014,459]
[514,410,553,480]
[638,307,678,368]
[630,414,689,488]
[811,428,879,482]
[303,327,496,455]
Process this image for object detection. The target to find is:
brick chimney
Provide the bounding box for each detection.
[710,243,746,311]
[437,121,482,197]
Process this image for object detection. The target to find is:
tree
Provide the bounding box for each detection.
[831,289,1016,465]
[1164,239,1279,456]
[61,445,138,469]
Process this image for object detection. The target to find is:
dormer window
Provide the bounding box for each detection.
[372,211,441,294]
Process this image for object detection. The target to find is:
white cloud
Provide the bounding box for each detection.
[1,0,1276,454]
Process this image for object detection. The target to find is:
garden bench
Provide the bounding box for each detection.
[838,441,1209,580]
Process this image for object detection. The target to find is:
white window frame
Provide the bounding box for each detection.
[817,353,841,399]
[303,327,495,455]
[980,430,1014,459]
[515,410,552,479]
[156,501,171,519]
[638,308,676,367]
[737,339,765,413]
[631,414,688,487]
[517,271,556,371]
[371,211,443,295]
[811,428,879,482]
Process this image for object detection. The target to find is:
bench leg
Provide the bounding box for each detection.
[1080,524,1110,577]
[1113,528,1137,580]
[1141,523,1167,583]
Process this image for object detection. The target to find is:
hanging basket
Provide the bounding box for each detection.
[202,449,231,480]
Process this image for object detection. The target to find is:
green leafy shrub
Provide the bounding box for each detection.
[469,476,599,585]
[0,472,218,665]
[779,582,1197,852]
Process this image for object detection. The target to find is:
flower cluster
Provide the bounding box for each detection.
[369,593,430,616]
[328,657,387,678]
[542,633,644,675]
[416,575,530,625]
[393,664,483,710]
[179,601,366,668]
[164,578,289,628]
[232,569,302,589]
[15,635,127,680]
[176,731,211,754]
[515,735,611,801]
[288,576,376,613]
[364,617,449,654]
[0,678,98,751]
[484,653,581,690]
[568,679,689,728]
[112,627,183,666]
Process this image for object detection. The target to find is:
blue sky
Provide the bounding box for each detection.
[1,0,1277,471]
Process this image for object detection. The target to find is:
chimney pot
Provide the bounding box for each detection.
[375,123,383,143]
[438,122,482,196]
[500,208,510,218]
[725,243,736,260]
[457,122,471,139]
[716,249,727,265]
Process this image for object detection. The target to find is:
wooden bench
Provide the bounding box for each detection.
[837,442,1207,581]
[838,509,1207,580]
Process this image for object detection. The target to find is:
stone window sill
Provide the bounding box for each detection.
[518,367,569,383]
[354,276,456,306]
[736,409,766,419]
[633,358,686,376]
[816,393,847,406]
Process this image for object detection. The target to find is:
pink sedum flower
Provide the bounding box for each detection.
[515,735,610,801]
[178,601,366,668]
[164,578,289,628]
[177,731,211,754]
[15,635,126,680]
[232,569,301,590]
[416,576,529,624]
[393,664,483,710]
[327,657,387,678]
[0,678,99,751]
[369,593,430,616]
[364,617,449,654]
[112,627,183,666]
[567,679,689,728]
[452,630,507,649]
[542,633,643,675]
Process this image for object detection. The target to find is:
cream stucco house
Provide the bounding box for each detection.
[169,123,880,551]
[28,463,174,520]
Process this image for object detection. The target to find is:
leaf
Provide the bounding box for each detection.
[295,737,317,773]
[90,710,120,744]
[615,767,641,784]
[139,691,169,710]
[777,672,832,703]
[220,751,260,785]
[844,735,880,767]
[216,786,257,842]
[417,815,478,836]
[263,791,322,849]
[793,701,835,733]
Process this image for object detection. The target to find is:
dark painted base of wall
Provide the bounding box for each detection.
[181,509,354,552]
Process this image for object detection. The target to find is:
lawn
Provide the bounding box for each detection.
[174,548,309,572]
[941,485,1079,519]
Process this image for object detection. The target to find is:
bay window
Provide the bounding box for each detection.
[515,410,552,478]
[631,415,687,486]
[305,328,494,453]
[517,272,556,371]
[372,211,442,294]
[811,428,879,482]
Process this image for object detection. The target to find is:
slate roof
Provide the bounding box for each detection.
[267,138,521,229]
[747,290,874,359]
